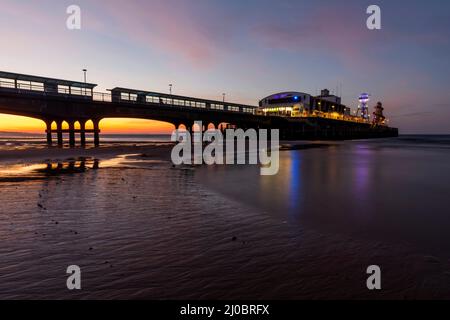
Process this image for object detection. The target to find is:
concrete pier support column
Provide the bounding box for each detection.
[56,121,63,146]
[93,120,100,147]
[45,121,52,145]
[80,121,86,147]
[69,121,76,147]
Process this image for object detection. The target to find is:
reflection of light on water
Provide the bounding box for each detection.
[0,159,99,180]
[99,154,166,168]
[353,145,373,193]
[349,145,375,223]
[0,154,166,181]
[288,151,302,212]
[98,154,134,168]
[0,163,48,176]
[259,150,304,218]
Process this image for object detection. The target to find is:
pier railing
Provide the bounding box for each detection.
[0,79,113,102]
[0,79,381,125]
[0,79,257,114]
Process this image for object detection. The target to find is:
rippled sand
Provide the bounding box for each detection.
[0,142,449,299]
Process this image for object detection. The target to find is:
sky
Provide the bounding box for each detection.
[0,0,449,134]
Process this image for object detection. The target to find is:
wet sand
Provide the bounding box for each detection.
[0,140,450,299]
[0,143,175,165]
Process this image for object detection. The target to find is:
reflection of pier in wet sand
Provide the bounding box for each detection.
[0,158,100,182]
[39,159,100,175]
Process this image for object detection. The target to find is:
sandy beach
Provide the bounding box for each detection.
[1,137,450,299]
[0,143,175,165]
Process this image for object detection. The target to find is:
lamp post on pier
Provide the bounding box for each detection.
[82,69,87,96]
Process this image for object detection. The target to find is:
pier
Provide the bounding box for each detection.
[0,71,398,146]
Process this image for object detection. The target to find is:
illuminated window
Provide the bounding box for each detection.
[16,80,31,90]
[58,85,70,94]
[146,96,160,103]
[211,104,224,110]
[173,99,185,106]
[31,82,44,92]
[228,106,240,112]
[0,78,15,89]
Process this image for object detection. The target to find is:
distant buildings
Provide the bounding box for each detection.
[259,89,351,118]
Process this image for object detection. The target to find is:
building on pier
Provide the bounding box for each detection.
[0,71,97,97]
[259,89,352,120]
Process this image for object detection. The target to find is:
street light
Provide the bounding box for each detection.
[169,84,173,95]
[82,69,87,96]
[222,93,226,103]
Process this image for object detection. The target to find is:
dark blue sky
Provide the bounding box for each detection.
[1,0,449,133]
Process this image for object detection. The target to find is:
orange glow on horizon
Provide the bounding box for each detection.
[0,114,44,133]
[0,114,175,134]
[100,118,175,134]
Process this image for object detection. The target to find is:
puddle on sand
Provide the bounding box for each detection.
[99,153,167,169]
[0,154,168,182]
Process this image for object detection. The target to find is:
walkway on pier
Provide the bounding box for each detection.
[0,71,260,147]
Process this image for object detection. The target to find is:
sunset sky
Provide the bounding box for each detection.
[0,0,449,134]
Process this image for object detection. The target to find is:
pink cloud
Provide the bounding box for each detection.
[0,0,55,25]
[252,4,390,70]
[89,0,229,68]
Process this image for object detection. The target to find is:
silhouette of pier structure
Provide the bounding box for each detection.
[0,71,398,146]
